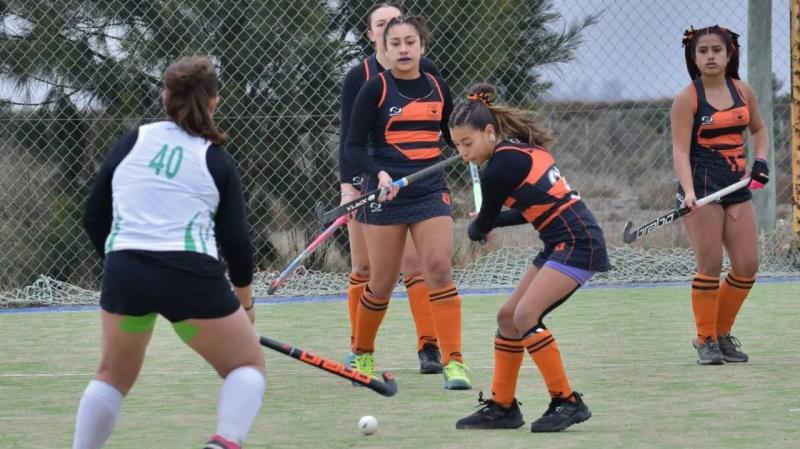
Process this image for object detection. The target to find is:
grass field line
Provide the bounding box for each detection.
[4,358,799,379]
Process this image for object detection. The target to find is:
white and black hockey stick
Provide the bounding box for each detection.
[622,177,750,244]
[315,155,460,224]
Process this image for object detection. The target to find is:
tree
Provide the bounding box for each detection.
[0,0,349,287]
[0,0,597,289]
[332,0,598,105]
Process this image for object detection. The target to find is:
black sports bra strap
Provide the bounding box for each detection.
[725,77,744,106]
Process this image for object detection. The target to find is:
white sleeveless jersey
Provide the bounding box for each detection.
[105,121,220,258]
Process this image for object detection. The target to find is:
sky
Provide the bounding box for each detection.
[542,0,791,100]
[1,0,792,104]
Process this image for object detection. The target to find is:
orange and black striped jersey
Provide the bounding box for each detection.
[346,71,453,198]
[690,77,750,173]
[337,56,441,183]
[469,139,588,235]
[373,71,444,163]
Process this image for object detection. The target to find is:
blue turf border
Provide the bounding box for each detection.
[2,275,798,315]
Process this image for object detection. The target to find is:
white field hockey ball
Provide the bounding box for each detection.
[358,415,378,435]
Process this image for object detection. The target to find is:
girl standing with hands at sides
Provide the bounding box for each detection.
[451,84,609,432]
[345,15,471,390]
[339,2,445,375]
[673,26,768,365]
[79,56,265,449]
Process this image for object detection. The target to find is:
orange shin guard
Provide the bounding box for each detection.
[523,329,573,400]
[347,273,369,345]
[352,287,389,354]
[428,284,462,364]
[404,275,438,351]
[491,334,525,408]
[691,273,720,341]
[716,272,755,335]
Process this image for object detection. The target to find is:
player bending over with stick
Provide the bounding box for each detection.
[450,84,609,432]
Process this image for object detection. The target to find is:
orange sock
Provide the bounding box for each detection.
[428,283,463,364]
[352,286,389,354]
[404,275,438,351]
[523,329,573,400]
[691,273,720,341]
[716,272,755,335]
[491,333,525,408]
[347,273,369,346]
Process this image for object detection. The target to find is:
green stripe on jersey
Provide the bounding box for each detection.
[105,210,121,253]
[184,211,201,252]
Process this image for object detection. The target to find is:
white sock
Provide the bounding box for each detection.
[216,366,266,445]
[72,379,124,449]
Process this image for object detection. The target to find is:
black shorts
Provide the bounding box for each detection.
[100,250,240,322]
[532,202,610,272]
[676,163,751,208]
[356,188,452,225]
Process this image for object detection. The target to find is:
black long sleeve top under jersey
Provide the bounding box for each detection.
[345,73,454,178]
[338,57,442,183]
[82,128,255,287]
[467,149,531,241]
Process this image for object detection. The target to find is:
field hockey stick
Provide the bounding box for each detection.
[267,215,348,295]
[622,177,750,244]
[469,163,482,212]
[258,335,398,397]
[316,155,461,224]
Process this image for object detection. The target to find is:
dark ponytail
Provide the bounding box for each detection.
[163,55,228,145]
[449,83,554,147]
[682,25,740,80]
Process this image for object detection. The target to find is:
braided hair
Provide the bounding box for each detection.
[449,83,554,147]
[682,25,741,80]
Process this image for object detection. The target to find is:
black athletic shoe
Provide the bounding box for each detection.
[694,337,725,365]
[418,343,443,374]
[718,333,748,362]
[530,391,591,432]
[455,392,525,429]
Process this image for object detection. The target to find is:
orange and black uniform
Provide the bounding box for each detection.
[469,139,609,272]
[677,77,751,207]
[346,70,454,225]
[338,56,442,187]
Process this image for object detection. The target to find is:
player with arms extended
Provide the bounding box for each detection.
[672,26,769,365]
[78,56,264,449]
[450,84,609,432]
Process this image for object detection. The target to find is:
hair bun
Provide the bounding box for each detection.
[467,83,497,105]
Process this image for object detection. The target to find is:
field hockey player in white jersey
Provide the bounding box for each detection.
[77,55,264,449]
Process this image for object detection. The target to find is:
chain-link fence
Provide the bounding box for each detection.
[1,0,797,306]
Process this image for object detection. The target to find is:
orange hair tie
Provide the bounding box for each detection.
[467,92,491,106]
